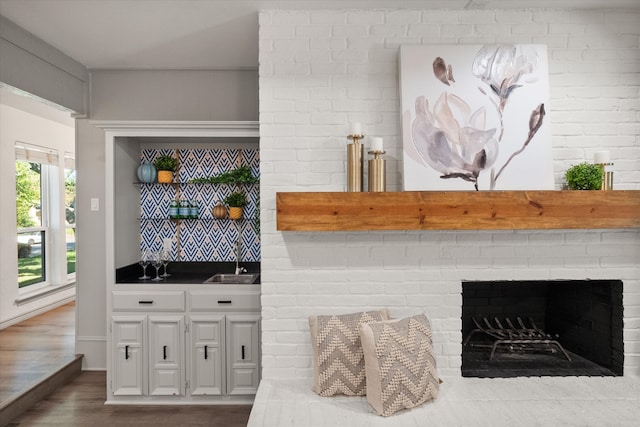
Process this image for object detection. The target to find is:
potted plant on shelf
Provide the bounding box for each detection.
[224,191,248,220]
[188,165,258,184]
[565,162,602,190]
[154,155,178,183]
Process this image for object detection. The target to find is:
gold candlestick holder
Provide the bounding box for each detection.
[368,150,386,192]
[597,162,614,190]
[347,133,364,192]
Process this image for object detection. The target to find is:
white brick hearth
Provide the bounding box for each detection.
[254,7,640,425]
[249,377,640,426]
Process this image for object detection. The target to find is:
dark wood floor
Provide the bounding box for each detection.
[0,302,77,403]
[8,371,252,426]
[1,302,252,426]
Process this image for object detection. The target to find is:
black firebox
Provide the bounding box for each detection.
[461,280,623,378]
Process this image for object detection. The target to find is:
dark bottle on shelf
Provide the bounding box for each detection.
[179,199,190,219]
[190,200,199,219]
[169,199,179,219]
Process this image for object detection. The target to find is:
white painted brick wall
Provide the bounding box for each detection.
[259,9,640,381]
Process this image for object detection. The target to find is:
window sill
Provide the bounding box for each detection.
[16,282,76,306]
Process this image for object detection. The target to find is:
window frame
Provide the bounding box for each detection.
[15,142,73,293]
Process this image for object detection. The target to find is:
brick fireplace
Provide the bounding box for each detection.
[250,7,640,425]
[258,229,639,381]
[258,8,640,384]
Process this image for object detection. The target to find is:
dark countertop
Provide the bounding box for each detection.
[116,261,260,284]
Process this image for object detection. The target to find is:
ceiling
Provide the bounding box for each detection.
[1,0,639,70]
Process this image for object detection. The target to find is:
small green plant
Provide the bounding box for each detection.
[189,165,258,184]
[565,162,602,190]
[153,155,178,172]
[224,191,248,207]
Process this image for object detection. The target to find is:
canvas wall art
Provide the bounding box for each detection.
[400,44,553,191]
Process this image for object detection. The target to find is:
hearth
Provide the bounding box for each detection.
[461,280,623,378]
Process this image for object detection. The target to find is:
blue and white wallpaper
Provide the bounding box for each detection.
[140,148,260,262]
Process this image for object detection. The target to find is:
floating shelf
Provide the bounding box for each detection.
[276,190,640,231]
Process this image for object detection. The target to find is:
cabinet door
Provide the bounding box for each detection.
[226,315,260,395]
[148,315,184,396]
[112,316,146,396]
[189,315,225,396]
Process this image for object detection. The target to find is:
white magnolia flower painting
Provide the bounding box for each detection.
[400,45,554,191]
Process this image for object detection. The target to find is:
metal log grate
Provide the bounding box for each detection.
[463,316,572,361]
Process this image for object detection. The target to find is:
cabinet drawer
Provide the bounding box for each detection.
[112,291,185,311]
[189,291,260,311]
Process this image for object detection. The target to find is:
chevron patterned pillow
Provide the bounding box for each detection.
[360,314,440,416]
[309,310,390,397]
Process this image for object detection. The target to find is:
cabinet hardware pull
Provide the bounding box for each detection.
[217,300,232,304]
[138,300,154,304]
[241,345,245,360]
[163,345,167,360]
[204,345,208,360]
[125,345,129,360]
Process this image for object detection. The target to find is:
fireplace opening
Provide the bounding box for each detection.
[461,280,623,378]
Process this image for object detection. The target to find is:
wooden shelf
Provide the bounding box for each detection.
[276,190,640,231]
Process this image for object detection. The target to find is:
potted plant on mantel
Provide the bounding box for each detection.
[565,162,603,190]
[224,191,248,220]
[154,155,179,183]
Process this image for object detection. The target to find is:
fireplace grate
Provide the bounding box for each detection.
[463,316,572,361]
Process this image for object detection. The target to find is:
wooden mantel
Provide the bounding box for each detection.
[276,190,640,231]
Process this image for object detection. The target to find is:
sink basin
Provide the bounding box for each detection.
[203,273,259,284]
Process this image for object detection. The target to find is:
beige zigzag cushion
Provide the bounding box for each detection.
[309,310,390,397]
[360,314,439,416]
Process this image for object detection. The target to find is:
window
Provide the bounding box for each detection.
[16,157,47,288]
[64,154,76,278]
[15,143,73,291]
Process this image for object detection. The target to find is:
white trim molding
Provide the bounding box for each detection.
[91,120,259,136]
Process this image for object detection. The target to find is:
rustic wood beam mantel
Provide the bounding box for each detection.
[276,190,640,231]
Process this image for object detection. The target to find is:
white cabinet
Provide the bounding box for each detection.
[148,315,184,396]
[107,286,260,404]
[189,315,224,396]
[188,314,261,397]
[111,316,145,396]
[227,315,261,395]
[111,314,185,397]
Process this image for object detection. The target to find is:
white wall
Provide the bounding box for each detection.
[0,98,76,327]
[258,9,640,380]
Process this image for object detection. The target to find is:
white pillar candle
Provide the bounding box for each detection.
[594,150,610,164]
[351,122,362,135]
[370,137,384,152]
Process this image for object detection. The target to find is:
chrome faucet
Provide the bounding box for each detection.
[234,239,246,275]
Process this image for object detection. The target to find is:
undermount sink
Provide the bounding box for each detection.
[203,273,259,284]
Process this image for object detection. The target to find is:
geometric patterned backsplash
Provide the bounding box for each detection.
[140,148,260,262]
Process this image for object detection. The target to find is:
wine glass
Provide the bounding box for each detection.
[151,251,163,281]
[138,249,151,279]
[160,249,171,278]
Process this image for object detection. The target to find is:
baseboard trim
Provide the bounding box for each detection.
[76,337,106,370]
